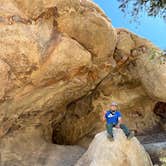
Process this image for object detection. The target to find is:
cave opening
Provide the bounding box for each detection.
[153,101,166,131]
[154,102,166,119]
[51,121,67,145]
[51,101,166,145]
[52,95,95,145]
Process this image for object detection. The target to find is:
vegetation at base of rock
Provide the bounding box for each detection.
[160,157,166,165]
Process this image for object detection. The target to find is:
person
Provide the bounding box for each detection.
[103,102,134,141]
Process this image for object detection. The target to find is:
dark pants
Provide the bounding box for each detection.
[106,123,130,137]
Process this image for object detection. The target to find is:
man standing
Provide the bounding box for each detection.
[103,102,134,141]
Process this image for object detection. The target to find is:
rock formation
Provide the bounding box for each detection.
[0,126,85,166]
[76,129,153,166]
[144,142,166,165]
[0,0,165,165]
[54,29,166,145]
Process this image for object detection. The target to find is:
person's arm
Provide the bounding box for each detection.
[102,111,106,121]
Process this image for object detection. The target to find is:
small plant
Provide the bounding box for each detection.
[160,157,166,166]
[149,48,161,60]
[148,48,166,65]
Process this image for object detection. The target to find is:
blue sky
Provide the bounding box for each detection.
[93,0,166,50]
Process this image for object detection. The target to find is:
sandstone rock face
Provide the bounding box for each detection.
[76,129,153,166]
[0,0,116,140]
[0,126,85,166]
[56,29,165,145]
[0,0,165,165]
[0,0,117,165]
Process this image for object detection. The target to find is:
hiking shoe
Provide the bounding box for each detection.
[107,135,114,141]
[127,131,134,140]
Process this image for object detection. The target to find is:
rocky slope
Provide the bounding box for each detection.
[0,0,165,165]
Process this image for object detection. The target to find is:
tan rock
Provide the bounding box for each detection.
[0,59,13,100]
[0,126,85,166]
[0,24,40,77]
[57,4,117,63]
[135,49,166,102]
[31,35,92,86]
[76,130,153,166]
[116,29,135,56]
[0,0,117,145]
[67,29,165,146]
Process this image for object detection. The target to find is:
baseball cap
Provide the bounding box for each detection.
[111,102,118,106]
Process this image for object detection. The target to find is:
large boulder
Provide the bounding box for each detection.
[0,0,116,140]
[76,129,153,166]
[0,0,117,165]
[135,49,166,102]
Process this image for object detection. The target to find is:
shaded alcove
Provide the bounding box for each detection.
[153,102,166,131]
[154,102,166,119]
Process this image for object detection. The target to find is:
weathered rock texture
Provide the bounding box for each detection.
[144,142,166,165]
[0,0,117,142]
[0,126,85,166]
[76,129,153,166]
[55,29,166,145]
[0,0,165,165]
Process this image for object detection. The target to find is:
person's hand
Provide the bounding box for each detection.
[101,111,106,121]
[115,124,120,128]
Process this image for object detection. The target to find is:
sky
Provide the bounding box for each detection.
[93,0,166,50]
